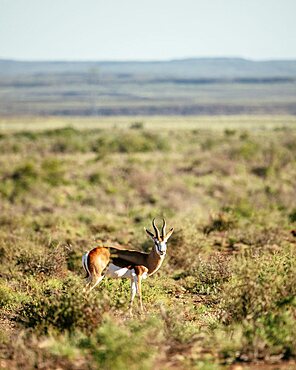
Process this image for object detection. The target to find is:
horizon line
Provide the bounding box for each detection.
[1,55,296,63]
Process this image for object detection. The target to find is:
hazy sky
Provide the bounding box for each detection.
[0,0,296,61]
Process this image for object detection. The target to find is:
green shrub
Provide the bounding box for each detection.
[89,171,103,184]
[92,131,169,155]
[51,138,86,153]
[5,329,86,370]
[11,162,39,197]
[215,248,296,360]
[11,162,38,186]
[32,317,161,370]
[130,121,144,130]
[15,131,38,140]
[161,308,199,345]
[201,137,217,151]
[224,129,236,137]
[203,211,238,235]
[0,281,26,309]
[0,161,39,200]
[192,361,222,370]
[167,224,204,270]
[41,158,66,186]
[214,307,296,362]
[0,283,14,308]
[183,254,231,295]
[251,165,270,178]
[79,317,160,370]
[221,249,296,322]
[225,200,254,219]
[16,247,67,277]
[230,141,260,160]
[44,127,79,138]
[289,208,296,223]
[239,131,249,140]
[20,275,110,334]
[47,127,87,153]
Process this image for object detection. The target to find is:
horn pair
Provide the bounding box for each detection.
[152,218,166,239]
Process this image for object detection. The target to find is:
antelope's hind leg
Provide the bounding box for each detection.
[88,274,105,292]
[86,247,109,293]
[82,256,105,293]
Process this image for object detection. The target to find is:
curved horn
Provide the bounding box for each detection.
[152,218,160,239]
[161,218,166,239]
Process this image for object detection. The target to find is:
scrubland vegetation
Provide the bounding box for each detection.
[0,117,296,369]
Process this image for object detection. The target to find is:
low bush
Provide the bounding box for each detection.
[221,248,296,322]
[214,308,296,362]
[0,282,27,310]
[203,211,238,235]
[41,158,66,186]
[47,127,88,153]
[167,224,204,270]
[19,275,110,334]
[0,282,15,308]
[92,131,169,155]
[289,208,296,223]
[229,140,260,161]
[183,254,231,296]
[130,121,144,130]
[215,247,296,361]
[0,162,39,200]
[161,307,199,345]
[14,317,161,370]
[79,317,160,370]
[16,247,67,277]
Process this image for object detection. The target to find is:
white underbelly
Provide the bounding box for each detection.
[105,263,133,278]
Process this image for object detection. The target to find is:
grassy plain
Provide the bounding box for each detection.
[1,115,296,131]
[0,116,296,369]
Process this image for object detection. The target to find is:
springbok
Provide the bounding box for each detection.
[82,218,173,312]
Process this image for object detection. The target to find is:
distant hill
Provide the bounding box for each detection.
[1,57,296,78]
[0,58,296,116]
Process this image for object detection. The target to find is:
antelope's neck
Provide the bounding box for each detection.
[147,248,165,276]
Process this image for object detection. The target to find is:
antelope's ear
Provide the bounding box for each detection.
[164,227,174,241]
[145,228,155,239]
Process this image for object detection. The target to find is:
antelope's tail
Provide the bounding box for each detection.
[82,252,91,279]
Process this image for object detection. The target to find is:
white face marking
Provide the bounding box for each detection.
[154,240,167,256]
[105,263,133,278]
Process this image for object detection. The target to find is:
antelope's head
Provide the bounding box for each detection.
[145,218,174,256]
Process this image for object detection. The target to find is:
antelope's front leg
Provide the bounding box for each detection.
[129,272,137,315]
[136,275,144,313]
